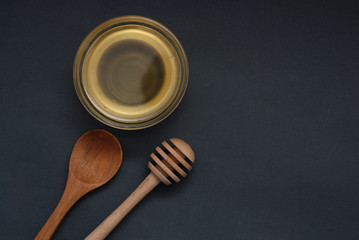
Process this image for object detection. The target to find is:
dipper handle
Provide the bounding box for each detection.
[85,172,160,240]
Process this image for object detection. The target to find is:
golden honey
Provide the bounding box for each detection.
[74,16,188,129]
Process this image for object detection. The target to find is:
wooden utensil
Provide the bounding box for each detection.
[35,130,123,240]
[86,138,195,240]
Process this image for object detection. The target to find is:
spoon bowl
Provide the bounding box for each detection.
[35,130,123,240]
[70,130,122,184]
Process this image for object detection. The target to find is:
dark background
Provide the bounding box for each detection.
[1,0,359,239]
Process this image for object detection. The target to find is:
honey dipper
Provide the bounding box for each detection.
[86,138,195,240]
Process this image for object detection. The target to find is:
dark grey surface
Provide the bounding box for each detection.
[1,0,359,239]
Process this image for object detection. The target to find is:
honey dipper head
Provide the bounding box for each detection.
[148,138,195,185]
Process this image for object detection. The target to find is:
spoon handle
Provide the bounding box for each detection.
[34,175,86,240]
[86,172,160,240]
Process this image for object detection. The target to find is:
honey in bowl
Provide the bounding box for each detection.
[74,16,188,129]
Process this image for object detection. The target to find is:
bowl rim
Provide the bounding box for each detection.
[73,15,189,130]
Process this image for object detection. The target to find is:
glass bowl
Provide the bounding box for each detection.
[73,16,188,130]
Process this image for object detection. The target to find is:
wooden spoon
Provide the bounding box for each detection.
[86,138,195,240]
[35,130,123,240]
